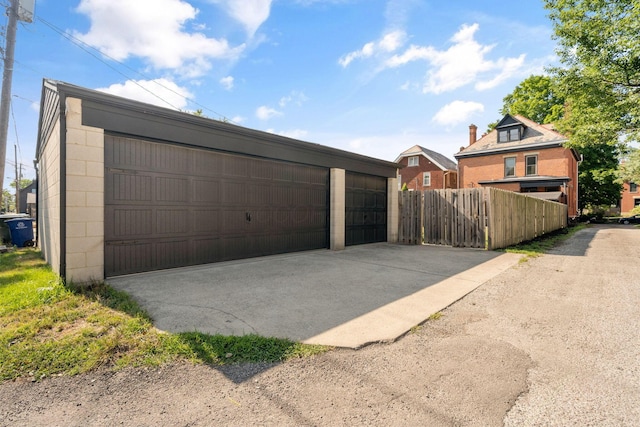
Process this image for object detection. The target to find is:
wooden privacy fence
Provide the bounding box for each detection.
[399,187,568,250]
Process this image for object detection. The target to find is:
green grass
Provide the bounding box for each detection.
[0,249,329,382]
[428,311,443,320]
[501,223,587,260]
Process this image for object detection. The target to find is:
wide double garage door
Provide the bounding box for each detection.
[104,135,330,276]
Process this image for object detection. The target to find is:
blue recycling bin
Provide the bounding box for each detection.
[5,218,35,247]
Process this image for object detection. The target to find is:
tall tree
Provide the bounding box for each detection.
[500,75,564,124]
[496,73,621,210]
[619,148,640,184]
[10,178,32,190]
[544,0,640,141]
[543,0,639,209]
[2,188,14,212]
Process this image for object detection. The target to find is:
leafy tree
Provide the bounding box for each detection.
[543,0,639,209]
[619,147,640,184]
[2,189,15,213]
[573,143,621,210]
[554,72,623,210]
[485,120,498,133]
[10,178,33,190]
[544,0,640,142]
[500,75,565,124]
[496,73,621,210]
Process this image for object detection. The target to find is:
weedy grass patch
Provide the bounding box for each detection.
[0,249,329,382]
[501,223,587,260]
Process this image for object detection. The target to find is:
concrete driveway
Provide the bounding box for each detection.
[107,243,521,348]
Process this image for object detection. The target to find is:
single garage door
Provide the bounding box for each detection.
[345,172,387,246]
[104,135,329,276]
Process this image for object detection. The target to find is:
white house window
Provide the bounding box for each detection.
[525,155,538,176]
[504,157,516,177]
[408,156,419,167]
[423,172,431,187]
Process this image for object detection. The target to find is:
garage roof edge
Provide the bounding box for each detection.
[45,79,400,177]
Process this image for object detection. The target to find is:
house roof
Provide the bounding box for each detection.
[455,115,575,160]
[394,145,457,171]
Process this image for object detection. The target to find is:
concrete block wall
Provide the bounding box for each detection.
[387,177,398,243]
[330,168,345,250]
[38,121,62,276]
[64,97,105,282]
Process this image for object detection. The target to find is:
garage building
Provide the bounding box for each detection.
[36,80,399,282]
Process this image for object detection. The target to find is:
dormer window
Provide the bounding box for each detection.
[498,126,523,142]
[408,156,419,167]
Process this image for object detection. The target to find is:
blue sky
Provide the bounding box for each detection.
[5,0,557,188]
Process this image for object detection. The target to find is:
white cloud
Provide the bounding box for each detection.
[474,55,526,90]
[379,30,406,52]
[212,0,272,37]
[220,76,234,90]
[231,115,245,123]
[256,105,283,120]
[96,78,193,110]
[279,91,309,108]
[74,0,244,77]
[384,23,526,94]
[432,101,484,127]
[385,44,434,67]
[339,30,406,67]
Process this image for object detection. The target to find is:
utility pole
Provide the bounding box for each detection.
[0,0,19,212]
[14,144,19,212]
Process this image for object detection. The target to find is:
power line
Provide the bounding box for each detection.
[37,17,182,111]
[12,94,36,104]
[10,100,20,156]
[36,16,235,122]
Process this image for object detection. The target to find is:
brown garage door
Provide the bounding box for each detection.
[345,172,387,246]
[104,135,329,276]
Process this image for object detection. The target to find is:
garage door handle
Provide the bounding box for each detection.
[246,212,252,222]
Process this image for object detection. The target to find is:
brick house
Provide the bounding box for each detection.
[455,114,580,218]
[395,145,458,191]
[620,181,640,214]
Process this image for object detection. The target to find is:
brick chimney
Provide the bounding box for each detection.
[469,124,478,146]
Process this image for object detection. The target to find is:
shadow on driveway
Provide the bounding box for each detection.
[107,243,520,348]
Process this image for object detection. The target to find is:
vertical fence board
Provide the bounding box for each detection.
[398,187,566,250]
